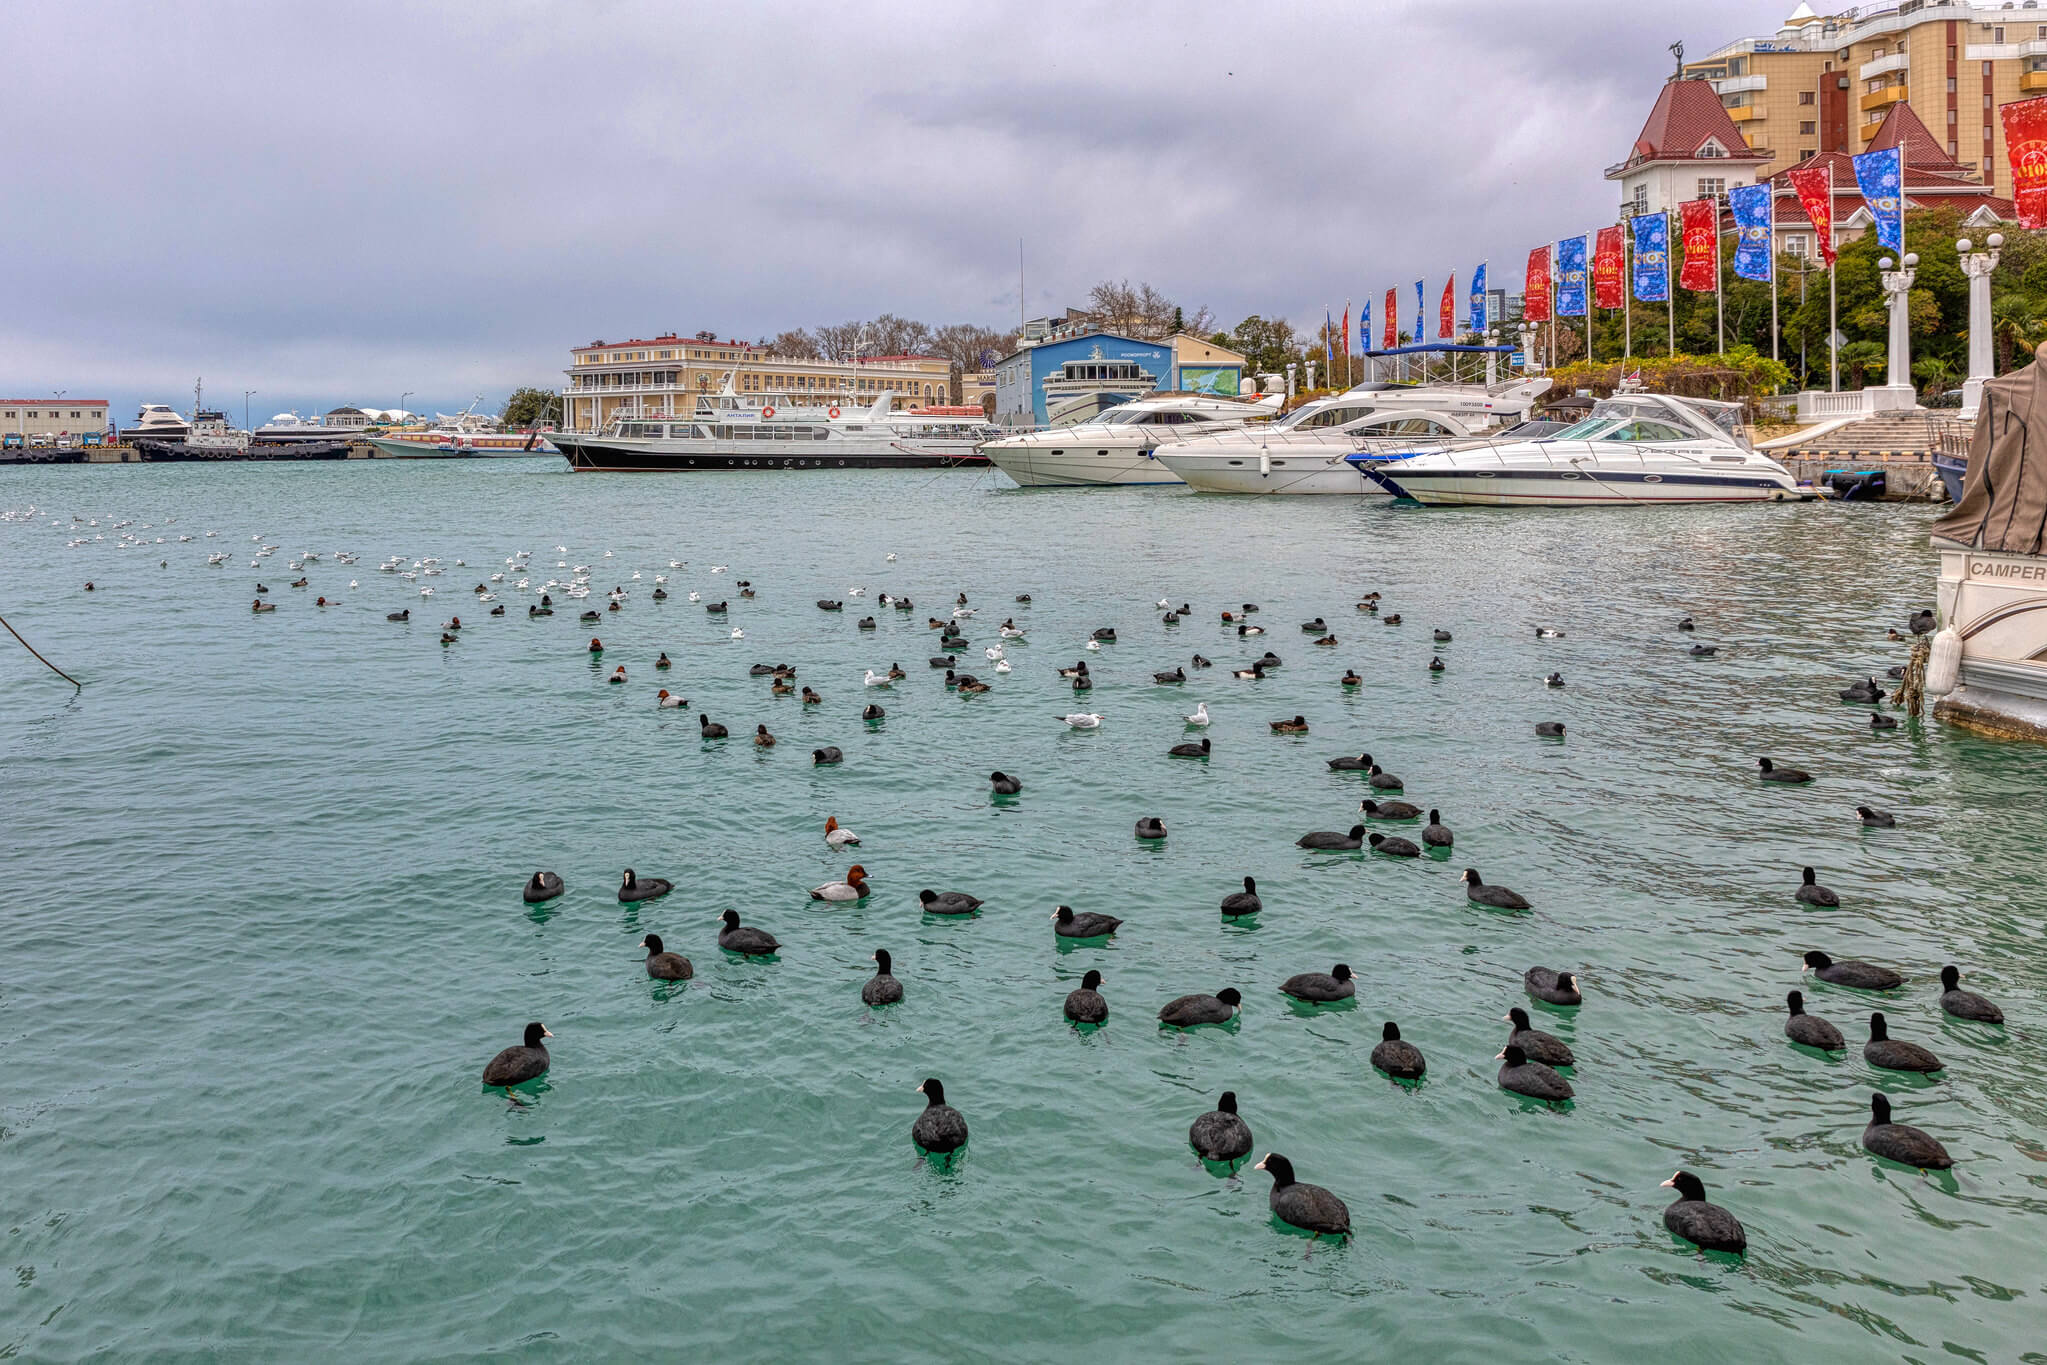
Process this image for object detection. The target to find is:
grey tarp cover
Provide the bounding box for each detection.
[1934,340,2047,552]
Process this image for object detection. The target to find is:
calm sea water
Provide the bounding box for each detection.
[3,460,2044,1362]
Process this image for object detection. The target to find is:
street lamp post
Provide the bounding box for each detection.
[400,392,415,424]
[1957,233,2003,416]
[244,390,257,433]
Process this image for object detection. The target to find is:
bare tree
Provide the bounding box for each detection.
[930,323,1019,401]
[768,328,820,359]
[814,321,865,361]
[1080,279,1208,340]
[864,313,935,356]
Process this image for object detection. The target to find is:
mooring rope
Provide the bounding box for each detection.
[0,612,81,688]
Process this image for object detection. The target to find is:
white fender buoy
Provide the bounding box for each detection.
[1259,449,1271,478]
[1924,626,1961,697]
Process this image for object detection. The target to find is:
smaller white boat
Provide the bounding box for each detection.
[1366,393,1806,506]
[979,392,1284,488]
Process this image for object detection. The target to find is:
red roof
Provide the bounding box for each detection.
[2,398,108,405]
[1865,101,1962,172]
[856,354,941,363]
[1627,77,1770,165]
[572,336,749,352]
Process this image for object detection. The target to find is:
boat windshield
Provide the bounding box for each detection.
[1273,403,1378,431]
[1550,416,1694,442]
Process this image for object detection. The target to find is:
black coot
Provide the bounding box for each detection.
[1463,869,1530,909]
[1855,805,1897,827]
[1758,757,1812,783]
[1660,1171,1746,1254]
[1421,811,1453,847]
[1280,964,1355,1002]
[989,771,1022,794]
[1189,1091,1253,1161]
[1327,753,1370,771]
[1360,799,1421,820]
[911,1078,968,1154]
[1864,1012,1942,1072]
[1158,988,1242,1026]
[1135,816,1167,839]
[1497,1044,1573,1101]
[699,714,728,738]
[863,703,886,720]
[716,909,780,956]
[1052,905,1122,938]
[862,949,904,1005]
[1169,738,1212,757]
[482,1022,551,1086]
[522,871,563,904]
[1256,1154,1351,1238]
[1297,824,1366,850]
[813,746,844,765]
[1064,969,1108,1023]
[1783,990,1844,1050]
[918,889,983,916]
[1220,876,1261,916]
[1862,1092,1952,1169]
[1371,1021,1427,1079]
[1366,763,1403,791]
[1939,965,2004,1024]
[640,934,693,980]
[1505,1007,1574,1066]
[1368,832,1420,857]
[1524,967,1581,1006]
[1795,866,1840,907]
[619,868,672,903]
[1535,721,1566,737]
[1802,950,1902,990]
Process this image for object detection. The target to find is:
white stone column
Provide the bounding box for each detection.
[1958,233,2002,416]
[1517,322,1540,375]
[1486,328,1500,385]
[1875,252,1920,410]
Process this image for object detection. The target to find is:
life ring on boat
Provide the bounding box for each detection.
[827,406,842,418]
[761,405,775,418]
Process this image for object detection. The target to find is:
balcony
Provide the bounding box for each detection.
[1858,51,1909,80]
[1860,81,1908,112]
[2024,69,2047,92]
[1714,74,1769,94]
[1727,105,1762,122]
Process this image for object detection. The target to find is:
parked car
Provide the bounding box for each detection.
[1926,388,1965,409]
[2,433,22,451]
[28,433,53,448]
[82,431,104,447]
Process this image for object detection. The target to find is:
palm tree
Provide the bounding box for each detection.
[1912,356,1957,399]
[1990,295,2046,374]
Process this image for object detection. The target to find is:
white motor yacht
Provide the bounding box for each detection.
[979,392,1285,487]
[124,403,189,442]
[1364,393,1807,506]
[1152,380,1543,495]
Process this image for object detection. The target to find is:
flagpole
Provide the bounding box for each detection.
[1623,218,1632,369]
[1665,210,1676,358]
[1715,193,1726,356]
[1828,168,1839,393]
[1548,244,1557,372]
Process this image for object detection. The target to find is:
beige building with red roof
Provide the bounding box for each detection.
[1686,1,2047,197]
[1605,76,1774,218]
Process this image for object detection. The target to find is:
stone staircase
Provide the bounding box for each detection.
[1771,411,1960,458]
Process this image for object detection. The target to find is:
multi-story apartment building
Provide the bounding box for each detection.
[1688,1,2047,194]
[560,334,953,432]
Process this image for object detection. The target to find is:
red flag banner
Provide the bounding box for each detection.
[1593,226,1624,309]
[1341,304,1350,356]
[1438,274,1456,339]
[1678,199,1719,291]
[1785,166,1836,266]
[2002,94,2047,229]
[1522,247,1552,322]
[1382,287,1397,349]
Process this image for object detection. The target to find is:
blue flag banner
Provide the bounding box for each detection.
[1630,213,1669,302]
[1727,182,1775,283]
[1360,296,1371,347]
[1851,146,1904,254]
[1413,280,1424,343]
[1469,262,1488,332]
[1555,236,1589,317]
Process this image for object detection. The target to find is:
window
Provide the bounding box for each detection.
[1786,234,1810,258]
[1948,78,1958,92]
[1985,61,1994,76]
[1872,46,1885,58]
[1800,90,1816,104]
[1633,184,1649,214]
[1697,177,1726,199]
[1994,26,2006,42]
[1801,148,1816,159]
[1950,44,1958,59]
[1986,93,1995,108]
[2039,24,2047,38]
[1800,120,1816,134]
[1950,109,1959,124]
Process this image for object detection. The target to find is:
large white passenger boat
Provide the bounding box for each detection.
[978,392,1284,487]
[1365,393,1806,506]
[550,389,996,471]
[1152,380,1544,494]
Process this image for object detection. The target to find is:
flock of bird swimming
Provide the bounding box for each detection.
[458,572,2008,1252]
[61,521,1998,1251]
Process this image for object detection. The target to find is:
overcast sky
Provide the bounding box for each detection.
[2,0,1794,424]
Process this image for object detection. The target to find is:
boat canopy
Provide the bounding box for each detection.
[1365,343,1513,356]
[1934,343,2047,554]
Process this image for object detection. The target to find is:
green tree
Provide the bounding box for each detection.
[500,387,559,428]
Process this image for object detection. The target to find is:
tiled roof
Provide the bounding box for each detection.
[1629,77,1770,163]
[1864,101,1964,172]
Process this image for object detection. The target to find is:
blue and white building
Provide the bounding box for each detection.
[993,332,1173,427]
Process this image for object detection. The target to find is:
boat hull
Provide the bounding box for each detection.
[555,434,987,472]
[362,435,560,460]
[1933,544,2047,739]
[1155,450,1392,495]
[1369,466,1802,505]
[981,443,1181,487]
[133,439,351,462]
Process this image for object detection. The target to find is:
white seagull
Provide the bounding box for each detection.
[1185,702,1211,726]
[1059,712,1103,729]
[863,670,893,687]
